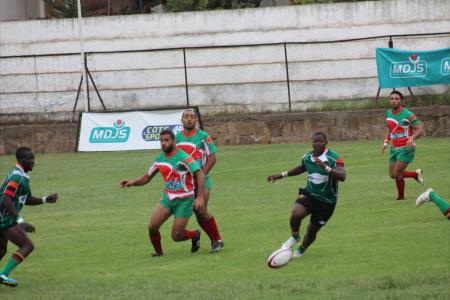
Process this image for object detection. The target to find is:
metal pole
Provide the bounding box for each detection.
[183,48,190,107]
[284,43,292,112]
[77,0,89,112]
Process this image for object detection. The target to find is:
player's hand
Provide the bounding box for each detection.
[312,157,327,169]
[406,137,414,148]
[194,196,205,211]
[20,222,35,233]
[267,174,282,183]
[46,193,58,203]
[381,143,387,154]
[120,180,133,188]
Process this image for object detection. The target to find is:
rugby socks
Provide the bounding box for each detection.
[199,217,222,241]
[395,179,405,200]
[402,170,418,179]
[298,245,307,254]
[0,252,24,276]
[183,229,199,240]
[429,192,450,219]
[292,232,300,241]
[149,231,163,256]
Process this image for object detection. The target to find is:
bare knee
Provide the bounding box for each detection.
[148,225,160,236]
[21,241,34,257]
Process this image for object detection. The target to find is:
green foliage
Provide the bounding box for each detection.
[0,138,449,299]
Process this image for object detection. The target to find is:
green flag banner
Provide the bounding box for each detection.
[376,47,450,88]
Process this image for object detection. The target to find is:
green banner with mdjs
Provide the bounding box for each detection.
[376,47,450,88]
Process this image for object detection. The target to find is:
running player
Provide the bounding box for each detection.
[267,132,346,257]
[381,90,424,200]
[120,130,205,256]
[0,146,58,287]
[176,109,223,253]
[416,189,450,221]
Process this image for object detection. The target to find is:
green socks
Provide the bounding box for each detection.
[0,252,24,276]
[430,191,450,215]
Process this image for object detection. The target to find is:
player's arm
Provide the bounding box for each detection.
[0,194,19,218]
[312,157,346,182]
[26,193,58,205]
[407,122,423,147]
[267,165,306,183]
[120,172,156,188]
[381,127,390,154]
[202,153,216,175]
[193,169,205,210]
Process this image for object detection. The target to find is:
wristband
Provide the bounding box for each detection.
[281,171,288,177]
[42,196,47,204]
[17,216,25,224]
[325,166,331,173]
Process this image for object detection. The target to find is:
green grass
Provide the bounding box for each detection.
[0,138,449,299]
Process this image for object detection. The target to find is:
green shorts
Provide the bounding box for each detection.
[159,192,195,218]
[389,146,415,164]
[205,175,212,190]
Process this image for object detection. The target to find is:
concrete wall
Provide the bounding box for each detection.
[0,106,448,155]
[0,0,45,22]
[1,0,449,116]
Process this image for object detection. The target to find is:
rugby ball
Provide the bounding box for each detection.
[267,248,292,268]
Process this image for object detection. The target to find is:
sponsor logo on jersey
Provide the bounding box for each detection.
[390,54,427,78]
[142,125,183,142]
[165,180,183,191]
[89,120,130,143]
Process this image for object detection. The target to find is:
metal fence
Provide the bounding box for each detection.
[1,32,449,115]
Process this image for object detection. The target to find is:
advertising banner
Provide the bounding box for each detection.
[78,110,184,152]
[376,47,450,88]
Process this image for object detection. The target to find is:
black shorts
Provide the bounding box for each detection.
[295,188,336,227]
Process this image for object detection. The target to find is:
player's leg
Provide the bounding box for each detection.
[391,161,408,200]
[293,200,335,258]
[416,189,450,220]
[282,191,311,249]
[0,225,34,286]
[148,204,172,256]
[171,197,201,253]
[0,231,7,261]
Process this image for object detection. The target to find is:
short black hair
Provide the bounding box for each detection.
[390,90,403,100]
[160,129,175,140]
[16,146,32,161]
[312,132,327,141]
[182,108,196,117]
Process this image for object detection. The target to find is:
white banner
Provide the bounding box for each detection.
[78,110,185,152]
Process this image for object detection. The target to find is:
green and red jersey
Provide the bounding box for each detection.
[148,148,201,200]
[175,129,216,169]
[0,163,31,228]
[385,106,420,148]
[301,149,344,204]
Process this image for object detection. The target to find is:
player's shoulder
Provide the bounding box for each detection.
[326,149,341,160]
[302,151,313,160]
[196,129,210,138]
[175,147,190,157]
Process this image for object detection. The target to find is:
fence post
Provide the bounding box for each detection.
[284,43,292,112]
[183,48,190,108]
[84,53,90,111]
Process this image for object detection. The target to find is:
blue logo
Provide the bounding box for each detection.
[89,120,130,143]
[142,125,183,142]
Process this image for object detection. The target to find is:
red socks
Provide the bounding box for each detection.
[183,230,199,240]
[150,231,163,255]
[395,178,405,199]
[402,170,418,179]
[200,217,222,241]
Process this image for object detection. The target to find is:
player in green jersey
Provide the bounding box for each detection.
[381,90,424,200]
[120,130,206,256]
[0,147,58,287]
[267,132,346,258]
[176,109,223,253]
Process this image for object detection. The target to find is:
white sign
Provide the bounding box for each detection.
[78,110,184,152]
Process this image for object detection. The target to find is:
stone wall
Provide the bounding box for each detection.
[0,106,449,155]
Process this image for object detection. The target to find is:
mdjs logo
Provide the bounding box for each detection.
[142,124,183,142]
[89,120,130,143]
[390,54,427,78]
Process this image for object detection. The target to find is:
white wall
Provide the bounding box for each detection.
[0,0,449,115]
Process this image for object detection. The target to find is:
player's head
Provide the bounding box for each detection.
[389,90,403,109]
[16,146,35,172]
[160,130,175,153]
[311,132,328,156]
[181,109,196,130]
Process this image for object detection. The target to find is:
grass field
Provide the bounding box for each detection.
[0,138,449,299]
